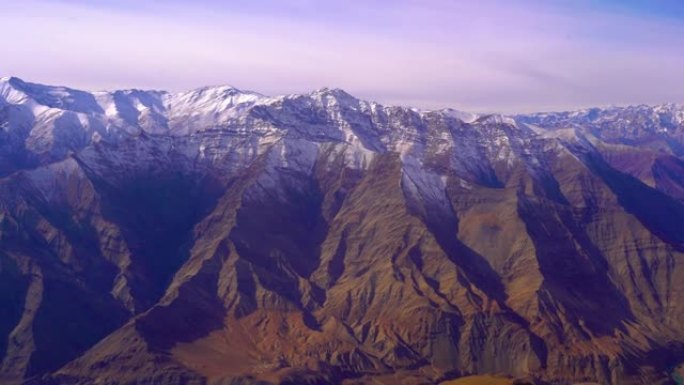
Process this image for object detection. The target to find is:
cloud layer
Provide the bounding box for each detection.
[2,0,683,112]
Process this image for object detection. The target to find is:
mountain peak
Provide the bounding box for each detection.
[0,76,105,114]
[441,108,480,123]
[311,86,356,99]
[183,84,262,97]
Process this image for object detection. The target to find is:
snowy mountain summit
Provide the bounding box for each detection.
[1,77,683,179]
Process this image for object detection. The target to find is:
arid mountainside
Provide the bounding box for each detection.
[1,77,683,385]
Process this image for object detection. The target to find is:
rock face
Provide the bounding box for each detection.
[0,77,683,385]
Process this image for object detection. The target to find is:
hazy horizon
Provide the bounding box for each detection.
[2,0,684,113]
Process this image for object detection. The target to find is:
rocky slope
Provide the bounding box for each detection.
[0,77,683,385]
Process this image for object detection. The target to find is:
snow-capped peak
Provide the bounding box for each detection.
[166,85,262,113]
[441,108,479,124]
[0,76,30,105]
[1,77,683,181]
[1,77,105,114]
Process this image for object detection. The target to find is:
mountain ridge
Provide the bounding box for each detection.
[0,78,683,385]
[3,75,682,131]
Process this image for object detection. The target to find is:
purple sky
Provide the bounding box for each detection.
[2,0,684,112]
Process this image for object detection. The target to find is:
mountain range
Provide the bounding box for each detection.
[0,76,683,385]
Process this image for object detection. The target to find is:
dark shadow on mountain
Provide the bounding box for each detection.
[229,169,328,314]
[134,241,228,351]
[78,150,225,312]
[653,155,684,202]
[570,143,684,249]
[0,252,29,361]
[26,273,129,377]
[516,193,635,337]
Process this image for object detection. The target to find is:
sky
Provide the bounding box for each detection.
[1,0,684,113]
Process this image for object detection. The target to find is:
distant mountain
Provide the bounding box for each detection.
[1,77,683,385]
